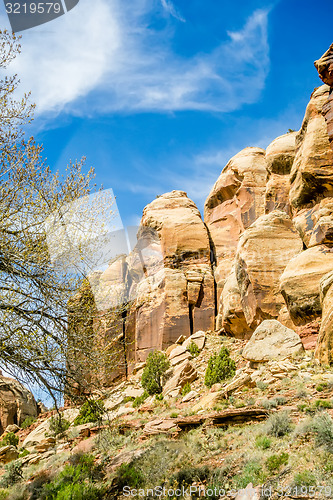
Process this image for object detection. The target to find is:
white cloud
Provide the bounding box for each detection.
[160,0,185,22]
[2,1,270,115]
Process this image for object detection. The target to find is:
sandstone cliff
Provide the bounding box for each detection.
[69,44,333,389]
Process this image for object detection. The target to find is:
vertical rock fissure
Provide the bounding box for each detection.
[189,303,194,336]
[205,223,218,320]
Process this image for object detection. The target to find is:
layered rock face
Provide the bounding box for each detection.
[289,85,333,208]
[204,147,267,310]
[315,271,333,364]
[133,191,215,360]
[0,376,37,434]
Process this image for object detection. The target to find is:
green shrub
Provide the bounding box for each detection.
[205,347,236,388]
[155,393,164,401]
[312,413,333,452]
[115,463,144,490]
[274,396,287,406]
[0,432,19,447]
[122,396,135,404]
[170,412,178,418]
[0,490,9,500]
[141,351,170,395]
[265,452,289,473]
[41,454,104,499]
[261,399,277,410]
[74,400,105,426]
[18,449,29,458]
[255,435,271,449]
[49,415,70,436]
[316,383,328,392]
[181,383,191,396]
[20,416,37,429]
[315,399,333,409]
[171,466,210,487]
[0,461,23,488]
[132,391,149,408]
[292,471,316,488]
[187,342,200,357]
[265,411,292,437]
[234,460,266,488]
[256,381,268,391]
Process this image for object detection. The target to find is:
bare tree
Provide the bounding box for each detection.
[0,30,116,406]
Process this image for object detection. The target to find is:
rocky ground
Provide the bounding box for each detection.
[1,328,333,499]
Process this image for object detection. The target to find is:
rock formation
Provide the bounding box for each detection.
[0,376,37,434]
[315,44,333,149]
[67,43,333,390]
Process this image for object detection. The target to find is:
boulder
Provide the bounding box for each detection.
[315,43,333,87]
[0,445,19,464]
[222,211,302,335]
[204,147,268,312]
[143,419,180,436]
[218,265,249,337]
[168,345,192,367]
[289,85,333,208]
[265,132,297,175]
[315,271,333,364]
[280,245,333,324]
[182,390,198,403]
[242,320,304,363]
[163,360,197,397]
[0,376,37,434]
[182,330,206,351]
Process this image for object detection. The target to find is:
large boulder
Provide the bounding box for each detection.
[0,376,37,435]
[204,147,268,313]
[264,132,297,215]
[265,132,297,175]
[221,211,302,336]
[280,245,333,324]
[242,320,304,363]
[289,85,333,208]
[315,271,333,364]
[315,43,333,87]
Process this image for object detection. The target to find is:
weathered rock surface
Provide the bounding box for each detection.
[182,330,206,351]
[315,43,333,87]
[163,360,197,397]
[221,211,302,336]
[0,376,37,435]
[0,445,19,464]
[242,320,304,363]
[293,198,333,248]
[131,191,215,360]
[264,132,297,215]
[168,345,192,367]
[289,85,333,208]
[315,271,333,364]
[204,147,267,309]
[280,245,333,324]
[265,132,297,176]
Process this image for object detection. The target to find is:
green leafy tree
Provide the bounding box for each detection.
[205,347,236,388]
[141,351,170,395]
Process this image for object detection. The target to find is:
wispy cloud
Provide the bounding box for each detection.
[160,0,185,22]
[2,1,270,115]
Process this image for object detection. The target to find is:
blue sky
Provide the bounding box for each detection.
[1,0,332,227]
